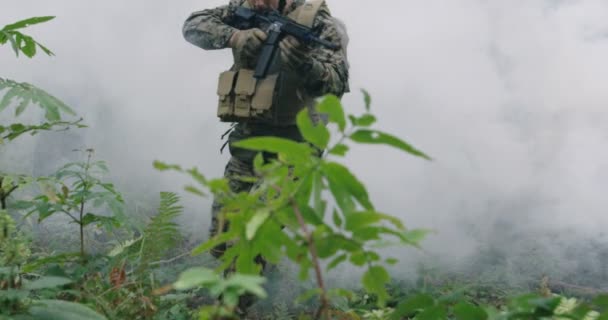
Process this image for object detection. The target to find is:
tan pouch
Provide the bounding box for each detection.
[234,69,257,118]
[217,71,237,119]
[251,74,279,115]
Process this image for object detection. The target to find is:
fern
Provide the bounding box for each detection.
[137,192,183,274]
[271,302,293,320]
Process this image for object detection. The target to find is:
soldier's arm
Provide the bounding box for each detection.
[182,0,244,50]
[302,4,350,97]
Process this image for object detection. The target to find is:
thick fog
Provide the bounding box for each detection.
[2,0,608,287]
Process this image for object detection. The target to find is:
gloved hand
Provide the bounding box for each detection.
[229,28,267,67]
[279,36,313,72]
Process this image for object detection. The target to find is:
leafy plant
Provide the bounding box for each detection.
[156,92,432,318]
[26,149,124,260]
[71,192,188,320]
[0,16,55,58]
[162,267,267,320]
[0,210,107,319]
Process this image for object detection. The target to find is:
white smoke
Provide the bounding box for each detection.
[2,0,608,285]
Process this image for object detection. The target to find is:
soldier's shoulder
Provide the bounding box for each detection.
[310,1,338,29]
[228,0,247,7]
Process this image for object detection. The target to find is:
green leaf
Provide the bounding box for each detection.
[329,143,349,156]
[173,267,220,290]
[327,253,347,271]
[361,89,372,111]
[355,114,376,127]
[316,94,346,132]
[299,204,324,226]
[21,35,36,58]
[328,288,354,300]
[224,274,267,299]
[416,305,447,320]
[593,295,608,311]
[36,41,54,56]
[14,94,31,116]
[345,211,404,232]
[44,103,60,121]
[297,288,323,303]
[234,137,314,162]
[153,161,182,172]
[350,129,431,160]
[453,302,488,320]
[399,229,431,247]
[0,86,22,113]
[192,231,236,256]
[350,251,367,266]
[332,209,342,227]
[184,185,206,197]
[2,16,55,31]
[322,162,373,210]
[29,299,107,320]
[24,276,72,290]
[81,213,120,228]
[296,108,330,149]
[7,32,19,56]
[246,209,270,240]
[362,265,390,306]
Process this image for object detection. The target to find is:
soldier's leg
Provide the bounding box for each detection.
[209,156,254,259]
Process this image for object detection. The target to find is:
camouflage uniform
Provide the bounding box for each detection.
[183,0,349,274]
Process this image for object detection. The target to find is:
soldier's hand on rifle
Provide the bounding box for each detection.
[279,36,313,72]
[229,28,267,66]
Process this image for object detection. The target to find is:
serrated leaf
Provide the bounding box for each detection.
[362,265,390,306]
[361,89,372,111]
[173,267,220,290]
[153,161,182,172]
[356,114,376,127]
[246,209,270,240]
[21,35,36,58]
[332,209,342,227]
[234,136,314,162]
[345,211,404,232]
[316,94,346,132]
[322,161,373,211]
[350,129,431,160]
[185,185,206,197]
[399,229,431,247]
[0,86,22,113]
[81,213,120,228]
[329,143,349,156]
[15,94,31,116]
[2,16,55,31]
[327,253,347,271]
[224,274,267,299]
[297,108,330,149]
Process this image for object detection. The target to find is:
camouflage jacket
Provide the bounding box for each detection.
[182,0,350,98]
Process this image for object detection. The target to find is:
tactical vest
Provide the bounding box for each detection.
[216,0,326,126]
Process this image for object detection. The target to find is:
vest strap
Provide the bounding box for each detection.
[292,0,325,27]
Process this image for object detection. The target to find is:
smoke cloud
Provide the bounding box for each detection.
[2,0,608,287]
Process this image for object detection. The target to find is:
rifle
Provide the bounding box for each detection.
[224,7,339,79]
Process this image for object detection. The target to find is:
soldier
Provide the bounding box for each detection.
[183,0,349,313]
